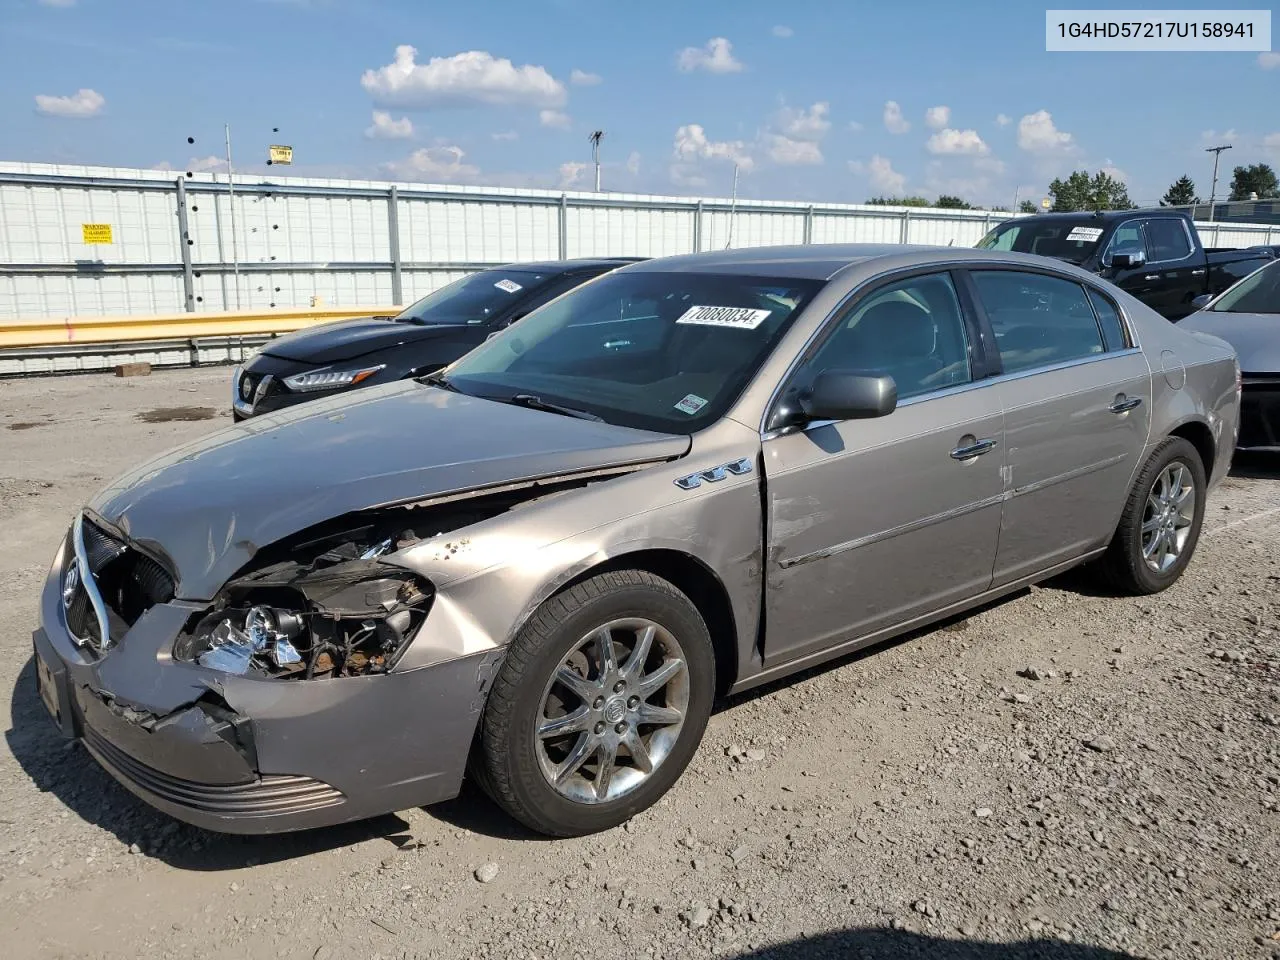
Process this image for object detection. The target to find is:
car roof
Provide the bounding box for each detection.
[1009,209,1181,224]
[486,257,646,275]
[620,243,960,280]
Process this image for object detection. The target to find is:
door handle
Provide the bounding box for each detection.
[1109,395,1143,413]
[950,437,998,460]
[1143,274,1160,281]
[1191,268,1206,276]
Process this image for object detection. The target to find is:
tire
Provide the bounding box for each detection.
[476,570,715,837]
[1098,437,1207,595]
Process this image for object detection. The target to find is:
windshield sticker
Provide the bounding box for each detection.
[674,393,708,415]
[675,305,772,330]
[493,278,523,294]
[1066,226,1104,243]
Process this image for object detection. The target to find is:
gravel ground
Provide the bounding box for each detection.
[1,368,1277,960]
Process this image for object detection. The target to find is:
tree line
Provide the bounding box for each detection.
[864,163,1278,213]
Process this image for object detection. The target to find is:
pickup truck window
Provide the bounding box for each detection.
[1145,219,1193,262]
[971,270,1105,374]
[1105,223,1147,264]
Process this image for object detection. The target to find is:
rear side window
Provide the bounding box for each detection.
[1086,288,1130,350]
[1145,219,1192,262]
[971,270,1105,374]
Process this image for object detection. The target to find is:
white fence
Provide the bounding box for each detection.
[1,160,1277,321]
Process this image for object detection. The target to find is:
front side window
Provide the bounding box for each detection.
[1210,259,1280,314]
[803,272,972,401]
[1145,219,1192,262]
[971,270,1105,373]
[1106,223,1147,263]
[441,271,823,433]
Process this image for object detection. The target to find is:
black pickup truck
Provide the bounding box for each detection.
[977,209,1273,320]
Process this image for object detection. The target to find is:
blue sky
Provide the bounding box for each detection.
[2,0,1277,207]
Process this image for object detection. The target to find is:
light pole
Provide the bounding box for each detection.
[1205,144,1232,223]
[588,130,604,192]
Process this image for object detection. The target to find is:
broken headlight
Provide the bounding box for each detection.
[177,564,432,680]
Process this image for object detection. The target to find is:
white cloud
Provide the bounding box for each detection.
[34,88,104,118]
[1017,110,1075,154]
[849,120,864,132]
[491,130,519,142]
[1260,132,1280,159]
[559,162,588,187]
[364,110,414,140]
[382,145,480,182]
[771,25,794,38]
[673,123,754,171]
[1259,52,1280,69]
[669,164,709,189]
[926,128,990,156]
[187,155,227,174]
[1100,160,1128,183]
[361,46,566,109]
[539,109,571,129]
[39,0,77,6]
[625,150,641,175]
[570,68,602,86]
[676,37,744,74]
[776,101,830,142]
[925,105,950,130]
[995,113,1012,126]
[766,135,823,165]
[850,154,906,194]
[1199,128,1239,146]
[882,100,910,134]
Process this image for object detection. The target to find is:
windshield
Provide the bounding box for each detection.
[976,219,1105,264]
[439,271,824,433]
[395,269,552,325]
[1211,259,1280,314]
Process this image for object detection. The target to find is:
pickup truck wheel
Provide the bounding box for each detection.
[476,570,714,837]
[1098,437,1205,595]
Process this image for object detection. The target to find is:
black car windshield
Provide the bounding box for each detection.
[395,269,552,325]
[440,271,824,433]
[976,219,1105,264]
[1211,259,1280,314]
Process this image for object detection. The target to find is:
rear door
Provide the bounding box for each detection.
[966,268,1152,586]
[1139,217,1200,319]
[762,269,1005,665]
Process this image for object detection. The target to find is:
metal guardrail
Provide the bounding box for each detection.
[0,305,401,350]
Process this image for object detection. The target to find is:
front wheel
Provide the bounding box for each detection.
[476,570,715,837]
[1098,437,1206,595]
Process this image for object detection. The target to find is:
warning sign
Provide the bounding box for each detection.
[82,223,113,245]
[268,145,294,165]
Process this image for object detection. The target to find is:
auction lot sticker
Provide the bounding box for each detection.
[675,305,772,330]
[1067,226,1105,242]
[1046,10,1271,51]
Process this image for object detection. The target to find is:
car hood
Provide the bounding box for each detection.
[263,316,475,364]
[88,382,690,600]
[1179,311,1280,373]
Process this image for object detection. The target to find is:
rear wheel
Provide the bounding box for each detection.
[476,570,714,837]
[1098,437,1206,595]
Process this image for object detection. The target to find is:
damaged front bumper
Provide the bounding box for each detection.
[33,538,498,835]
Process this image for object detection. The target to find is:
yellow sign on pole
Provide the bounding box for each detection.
[1040,198,1051,210]
[82,223,113,244]
[268,144,294,165]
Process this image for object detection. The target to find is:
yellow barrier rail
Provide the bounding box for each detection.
[0,306,403,350]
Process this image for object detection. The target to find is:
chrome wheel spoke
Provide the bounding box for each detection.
[537,706,590,739]
[622,727,653,774]
[594,739,618,800]
[554,732,597,784]
[635,702,683,727]
[595,628,619,677]
[554,666,599,705]
[1141,516,1162,535]
[638,658,685,699]
[623,624,656,681]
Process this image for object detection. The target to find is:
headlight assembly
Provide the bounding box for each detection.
[283,364,385,393]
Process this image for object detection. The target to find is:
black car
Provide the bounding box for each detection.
[231,258,644,419]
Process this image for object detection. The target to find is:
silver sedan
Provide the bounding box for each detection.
[32,245,1239,838]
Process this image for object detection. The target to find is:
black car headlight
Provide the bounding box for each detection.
[282,364,386,393]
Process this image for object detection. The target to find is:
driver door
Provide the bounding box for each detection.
[761,270,1006,667]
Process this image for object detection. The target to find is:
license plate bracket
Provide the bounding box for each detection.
[33,638,75,738]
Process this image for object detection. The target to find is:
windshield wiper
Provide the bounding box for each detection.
[506,393,603,421]
[418,371,460,392]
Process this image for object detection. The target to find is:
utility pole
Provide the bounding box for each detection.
[225,123,242,309]
[588,130,604,192]
[1205,144,1232,223]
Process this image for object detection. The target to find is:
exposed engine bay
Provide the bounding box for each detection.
[172,472,630,679]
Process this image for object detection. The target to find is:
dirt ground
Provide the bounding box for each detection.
[1,368,1277,960]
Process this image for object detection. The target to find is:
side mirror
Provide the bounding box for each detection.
[1191,293,1213,310]
[801,371,897,422]
[1111,251,1146,270]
